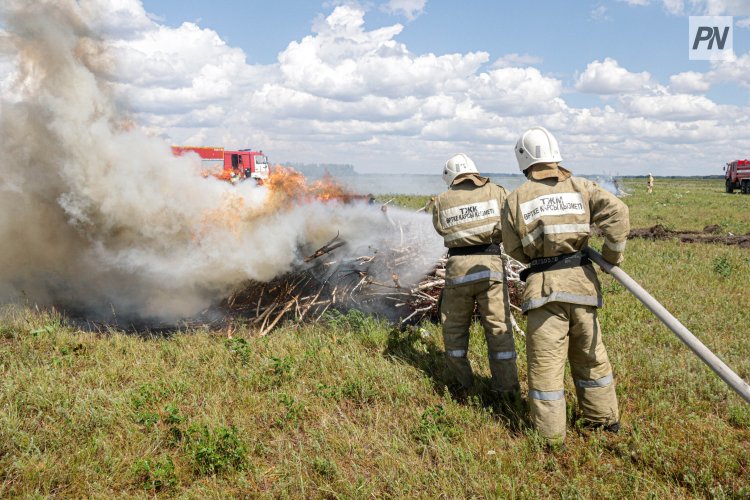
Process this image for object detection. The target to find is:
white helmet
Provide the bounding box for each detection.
[442,153,479,186]
[515,126,562,172]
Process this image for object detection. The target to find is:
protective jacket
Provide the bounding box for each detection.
[502,164,629,312]
[432,173,506,287]
[432,172,519,394]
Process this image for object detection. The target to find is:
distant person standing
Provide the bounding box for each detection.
[431,154,520,400]
[502,127,629,445]
[647,173,654,194]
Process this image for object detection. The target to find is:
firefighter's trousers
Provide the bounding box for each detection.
[440,278,519,394]
[526,302,619,441]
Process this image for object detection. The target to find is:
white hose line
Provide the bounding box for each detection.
[585,246,750,404]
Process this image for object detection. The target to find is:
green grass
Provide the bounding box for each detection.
[623,178,750,234]
[377,193,432,211]
[383,177,750,235]
[1,179,749,496]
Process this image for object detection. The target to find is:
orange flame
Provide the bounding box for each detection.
[201,167,236,182]
[194,166,371,241]
[267,166,373,205]
[198,194,247,237]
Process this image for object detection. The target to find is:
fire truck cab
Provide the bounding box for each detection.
[172,146,270,182]
[724,159,750,194]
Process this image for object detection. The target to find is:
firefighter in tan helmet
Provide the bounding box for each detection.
[432,154,520,400]
[501,127,629,444]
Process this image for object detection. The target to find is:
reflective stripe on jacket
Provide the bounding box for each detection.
[502,166,629,311]
[432,174,507,287]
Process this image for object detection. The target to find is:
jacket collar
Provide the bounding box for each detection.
[527,162,572,181]
[452,172,489,187]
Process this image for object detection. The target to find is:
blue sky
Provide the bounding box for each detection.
[142,0,750,106]
[6,0,750,176]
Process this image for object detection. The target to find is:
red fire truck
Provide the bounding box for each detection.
[171,146,270,182]
[725,159,750,193]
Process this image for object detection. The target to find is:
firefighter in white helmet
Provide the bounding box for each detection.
[432,153,520,400]
[501,127,629,444]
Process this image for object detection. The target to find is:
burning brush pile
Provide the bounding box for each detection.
[0,0,527,334]
[221,171,528,336]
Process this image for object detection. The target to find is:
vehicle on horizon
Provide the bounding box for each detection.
[724,159,750,193]
[172,145,270,183]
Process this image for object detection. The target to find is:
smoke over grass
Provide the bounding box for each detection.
[0,0,443,323]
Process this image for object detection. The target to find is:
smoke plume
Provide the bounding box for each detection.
[0,0,443,323]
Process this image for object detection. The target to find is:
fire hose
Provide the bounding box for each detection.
[585,247,750,404]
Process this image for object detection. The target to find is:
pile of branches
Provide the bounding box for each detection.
[222,215,527,336]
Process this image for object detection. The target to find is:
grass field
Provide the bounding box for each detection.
[1,179,749,497]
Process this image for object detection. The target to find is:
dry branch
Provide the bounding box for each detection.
[222,206,528,335]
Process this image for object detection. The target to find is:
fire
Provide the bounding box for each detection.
[199,194,247,237]
[195,166,372,240]
[267,166,309,199]
[200,167,235,182]
[197,164,369,205]
[267,166,373,205]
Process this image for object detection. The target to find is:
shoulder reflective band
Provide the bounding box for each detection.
[574,373,613,388]
[529,389,565,401]
[446,349,468,358]
[488,350,517,361]
[522,223,591,248]
[445,270,504,286]
[444,222,497,243]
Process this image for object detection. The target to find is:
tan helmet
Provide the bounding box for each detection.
[514,126,562,172]
[442,153,478,186]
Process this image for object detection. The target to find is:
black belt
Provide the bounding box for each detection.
[447,243,501,257]
[519,251,590,282]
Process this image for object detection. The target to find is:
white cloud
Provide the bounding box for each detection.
[491,53,543,68]
[381,0,426,20]
[669,71,711,93]
[5,0,749,176]
[104,4,750,175]
[621,0,750,15]
[705,52,750,88]
[279,6,488,101]
[662,0,684,14]
[575,58,652,94]
[659,54,750,99]
[111,22,255,111]
[590,5,611,21]
[79,0,153,38]
[704,0,750,16]
[617,0,681,12]
[621,93,719,120]
[469,67,563,115]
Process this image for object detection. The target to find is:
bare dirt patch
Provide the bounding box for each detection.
[628,224,750,248]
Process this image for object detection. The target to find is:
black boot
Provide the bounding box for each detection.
[604,421,620,433]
